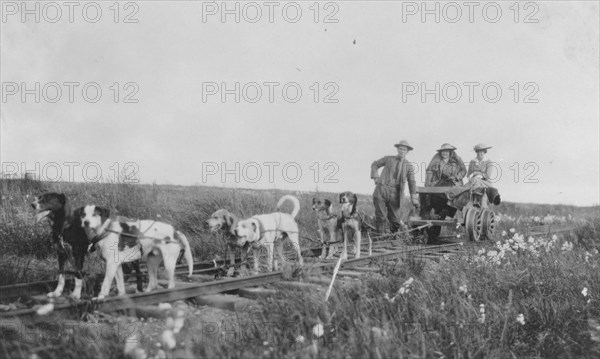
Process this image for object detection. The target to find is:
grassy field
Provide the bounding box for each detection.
[1,178,599,358]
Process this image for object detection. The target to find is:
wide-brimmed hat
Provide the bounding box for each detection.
[394,140,413,151]
[473,143,492,152]
[436,143,457,152]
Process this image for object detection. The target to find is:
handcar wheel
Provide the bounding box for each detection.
[465,208,482,242]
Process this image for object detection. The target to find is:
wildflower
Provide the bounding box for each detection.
[561,242,573,252]
[36,303,54,316]
[459,284,468,294]
[295,335,305,343]
[441,301,445,310]
[312,323,324,338]
[478,304,486,323]
[502,230,507,237]
[551,234,558,241]
[161,330,176,349]
[509,228,516,234]
[516,314,525,325]
[582,287,588,297]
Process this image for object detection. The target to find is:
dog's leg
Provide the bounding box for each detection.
[163,246,178,289]
[355,229,362,259]
[367,231,372,257]
[71,247,86,300]
[326,229,338,259]
[98,261,119,299]
[145,253,161,292]
[252,247,260,273]
[340,227,348,261]
[274,241,284,271]
[115,265,126,296]
[318,226,327,260]
[228,242,236,265]
[288,233,303,266]
[48,249,67,298]
[266,243,274,272]
[131,260,143,293]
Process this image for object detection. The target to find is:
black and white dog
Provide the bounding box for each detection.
[80,205,194,299]
[32,193,144,299]
[339,191,373,260]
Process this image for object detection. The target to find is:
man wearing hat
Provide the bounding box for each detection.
[370,140,419,234]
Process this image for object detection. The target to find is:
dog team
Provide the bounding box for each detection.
[31,190,367,300]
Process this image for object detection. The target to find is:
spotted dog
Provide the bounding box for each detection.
[339,191,372,260]
[81,206,194,299]
[311,198,343,259]
[206,209,241,266]
[233,195,304,272]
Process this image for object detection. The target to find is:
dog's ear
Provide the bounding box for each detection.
[95,206,110,222]
[225,212,236,228]
[73,206,84,218]
[351,194,358,215]
[312,198,317,205]
[58,193,67,205]
[324,199,331,208]
[339,193,344,203]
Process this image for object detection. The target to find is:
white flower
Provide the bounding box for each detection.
[160,330,176,350]
[516,314,525,325]
[36,303,54,316]
[582,287,588,297]
[404,277,414,286]
[295,335,305,343]
[441,301,445,310]
[551,234,558,241]
[312,323,324,338]
[459,284,468,294]
[502,230,507,237]
[509,228,516,234]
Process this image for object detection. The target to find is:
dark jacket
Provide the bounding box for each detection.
[425,152,466,186]
[371,156,417,196]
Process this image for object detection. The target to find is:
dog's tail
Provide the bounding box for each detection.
[175,230,194,276]
[277,195,300,218]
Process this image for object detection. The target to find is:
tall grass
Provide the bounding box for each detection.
[1,178,599,358]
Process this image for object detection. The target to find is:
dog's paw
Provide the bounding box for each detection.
[69,293,82,301]
[47,291,61,298]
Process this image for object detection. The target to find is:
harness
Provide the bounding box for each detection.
[88,218,178,252]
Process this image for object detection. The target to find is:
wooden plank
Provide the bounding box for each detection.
[416,186,453,194]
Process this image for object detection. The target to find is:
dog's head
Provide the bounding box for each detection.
[312,198,332,213]
[339,191,357,216]
[31,192,66,223]
[206,209,237,234]
[79,205,110,239]
[233,218,261,247]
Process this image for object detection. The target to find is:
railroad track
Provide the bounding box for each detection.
[0,226,569,321]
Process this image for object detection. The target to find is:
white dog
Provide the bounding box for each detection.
[80,205,194,299]
[233,195,304,272]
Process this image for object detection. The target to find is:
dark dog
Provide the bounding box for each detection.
[206,209,240,265]
[32,193,143,299]
[339,191,373,259]
[311,198,343,259]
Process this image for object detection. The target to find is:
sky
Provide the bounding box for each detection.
[1,1,599,206]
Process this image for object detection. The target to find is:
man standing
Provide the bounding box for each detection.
[370,140,419,234]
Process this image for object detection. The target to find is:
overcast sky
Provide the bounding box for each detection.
[1,1,598,206]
